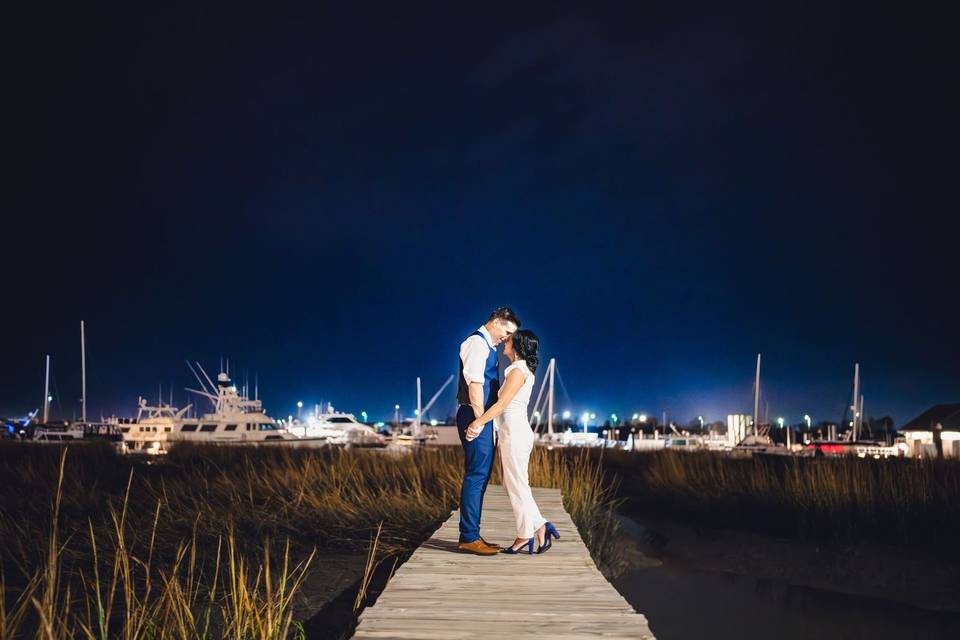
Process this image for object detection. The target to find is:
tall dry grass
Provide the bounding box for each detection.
[0,442,623,637]
[601,449,960,546]
[1,448,315,640]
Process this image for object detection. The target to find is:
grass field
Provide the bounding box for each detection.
[0,443,621,639]
[599,448,960,547]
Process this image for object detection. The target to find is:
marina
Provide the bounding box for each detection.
[3,343,948,461]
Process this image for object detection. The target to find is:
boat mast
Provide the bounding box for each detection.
[851,363,860,441]
[415,376,422,439]
[80,320,87,423]
[547,358,555,437]
[753,353,761,436]
[42,354,51,423]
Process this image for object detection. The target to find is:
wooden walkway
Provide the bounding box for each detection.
[353,486,655,639]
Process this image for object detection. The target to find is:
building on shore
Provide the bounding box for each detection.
[898,403,960,459]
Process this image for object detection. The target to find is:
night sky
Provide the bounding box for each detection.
[5,2,957,425]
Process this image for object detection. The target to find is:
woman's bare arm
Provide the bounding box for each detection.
[465,369,526,440]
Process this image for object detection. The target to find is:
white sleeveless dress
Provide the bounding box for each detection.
[497,359,547,539]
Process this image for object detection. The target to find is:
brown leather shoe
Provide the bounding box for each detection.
[480,537,501,549]
[457,539,500,555]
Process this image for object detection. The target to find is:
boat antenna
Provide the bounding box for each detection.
[185,360,211,395]
[254,372,259,401]
[196,361,218,391]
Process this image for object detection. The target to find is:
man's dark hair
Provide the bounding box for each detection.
[488,307,521,327]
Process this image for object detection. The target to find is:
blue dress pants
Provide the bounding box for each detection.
[456,404,495,543]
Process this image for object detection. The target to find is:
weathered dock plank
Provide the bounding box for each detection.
[353,486,654,639]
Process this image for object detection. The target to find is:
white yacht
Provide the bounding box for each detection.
[291,408,387,447]
[118,371,300,454]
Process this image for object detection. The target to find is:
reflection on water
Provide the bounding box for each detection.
[613,556,960,640]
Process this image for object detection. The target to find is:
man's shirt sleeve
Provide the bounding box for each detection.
[459,335,488,386]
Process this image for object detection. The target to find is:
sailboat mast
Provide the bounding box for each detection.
[547,358,555,436]
[42,354,51,424]
[753,353,761,436]
[851,363,860,441]
[80,320,87,423]
[415,376,422,438]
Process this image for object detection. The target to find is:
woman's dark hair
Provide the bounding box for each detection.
[511,329,539,373]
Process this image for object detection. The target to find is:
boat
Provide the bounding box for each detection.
[289,408,387,447]
[391,375,452,447]
[117,366,305,454]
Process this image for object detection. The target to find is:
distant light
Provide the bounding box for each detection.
[533,411,541,418]
[777,417,785,427]
[590,413,596,420]
[611,413,618,422]
[562,411,571,419]
[581,412,590,423]
[632,413,639,421]
[47,394,53,402]
[361,411,368,421]
[430,419,438,426]
[414,409,420,416]
[394,404,400,411]
[375,421,385,428]
[288,415,293,422]
[639,414,647,422]
[296,401,303,408]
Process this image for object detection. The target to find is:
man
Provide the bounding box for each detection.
[456,307,520,555]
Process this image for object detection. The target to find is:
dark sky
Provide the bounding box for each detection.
[5,1,957,425]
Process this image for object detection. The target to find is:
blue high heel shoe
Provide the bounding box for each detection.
[537,538,552,554]
[501,538,535,555]
[545,521,560,542]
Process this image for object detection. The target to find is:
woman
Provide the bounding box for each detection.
[466,329,560,554]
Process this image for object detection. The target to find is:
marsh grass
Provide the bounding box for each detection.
[0,442,623,637]
[601,449,960,547]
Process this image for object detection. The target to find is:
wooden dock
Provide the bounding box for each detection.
[353,486,655,639]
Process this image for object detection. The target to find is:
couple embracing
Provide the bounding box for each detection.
[455,307,559,556]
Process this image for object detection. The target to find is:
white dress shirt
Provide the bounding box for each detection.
[460,325,494,387]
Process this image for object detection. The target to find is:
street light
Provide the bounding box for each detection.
[297,400,303,419]
[611,413,618,424]
[361,410,368,423]
[581,412,590,433]
[562,410,571,420]
[777,417,785,428]
[639,414,647,422]
[803,414,811,428]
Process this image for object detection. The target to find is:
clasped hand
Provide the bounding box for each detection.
[465,420,485,442]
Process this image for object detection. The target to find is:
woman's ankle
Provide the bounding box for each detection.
[535,524,546,545]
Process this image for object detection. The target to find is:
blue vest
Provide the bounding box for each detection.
[457,330,500,409]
